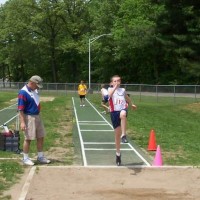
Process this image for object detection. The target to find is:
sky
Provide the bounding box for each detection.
[0,0,7,5]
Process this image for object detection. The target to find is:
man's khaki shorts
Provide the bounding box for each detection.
[25,115,46,140]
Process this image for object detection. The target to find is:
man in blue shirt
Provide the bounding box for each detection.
[18,75,50,166]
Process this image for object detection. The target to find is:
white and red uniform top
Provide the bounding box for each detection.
[108,87,127,112]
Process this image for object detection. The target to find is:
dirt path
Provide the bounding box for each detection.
[5,166,200,200]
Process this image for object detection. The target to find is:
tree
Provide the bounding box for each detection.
[156,0,200,84]
[0,0,199,84]
[87,0,121,82]
[58,0,92,82]
[0,0,42,81]
[112,0,163,83]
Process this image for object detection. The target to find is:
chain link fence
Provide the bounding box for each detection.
[0,82,200,103]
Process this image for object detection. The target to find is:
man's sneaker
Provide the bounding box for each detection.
[121,135,128,143]
[23,158,34,166]
[83,104,85,107]
[101,111,106,114]
[116,154,121,166]
[37,156,51,164]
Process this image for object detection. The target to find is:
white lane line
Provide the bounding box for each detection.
[84,142,115,144]
[79,123,109,125]
[72,97,87,166]
[0,103,17,112]
[18,166,36,200]
[86,98,151,167]
[86,98,114,129]
[81,130,113,132]
[128,143,151,166]
[79,121,105,123]
[35,165,196,169]
[85,148,132,151]
[0,113,19,128]
[84,142,130,145]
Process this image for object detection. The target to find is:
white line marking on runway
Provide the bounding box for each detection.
[74,97,151,167]
[84,142,115,144]
[85,148,132,151]
[0,114,19,128]
[72,97,87,166]
[36,165,196,169]
[86,98,114,129]
[85,98,151,167]
[81,130,113,132]
[79,121,106,123]
[0,103,17,112]
[18,166,36,200]
[128,143,151,166]
[79,123,109,125]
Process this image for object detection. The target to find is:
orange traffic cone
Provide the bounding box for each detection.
[147,129,157,151]
[153,145,163,166]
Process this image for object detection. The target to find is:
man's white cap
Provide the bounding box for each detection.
[29,75,43,88]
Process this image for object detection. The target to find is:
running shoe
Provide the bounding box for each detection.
[23,158,34,166]
[121,135,128,143]
[116,154,121,166]
[37,156,51,164]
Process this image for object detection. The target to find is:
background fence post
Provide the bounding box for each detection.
[173,85,176,104]
[139,84,142,102]
[156,85,158,103]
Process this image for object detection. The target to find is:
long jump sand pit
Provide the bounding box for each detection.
[22,166,200,200]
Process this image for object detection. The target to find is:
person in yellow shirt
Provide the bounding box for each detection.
[78,80,87,106]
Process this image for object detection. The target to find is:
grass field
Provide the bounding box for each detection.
[0,90,200,199]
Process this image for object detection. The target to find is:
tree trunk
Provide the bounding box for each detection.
[50,38,57,82]
[2,64,5,88]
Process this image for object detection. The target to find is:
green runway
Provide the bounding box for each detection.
[0,104,18,128]
[72,97,151,167]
